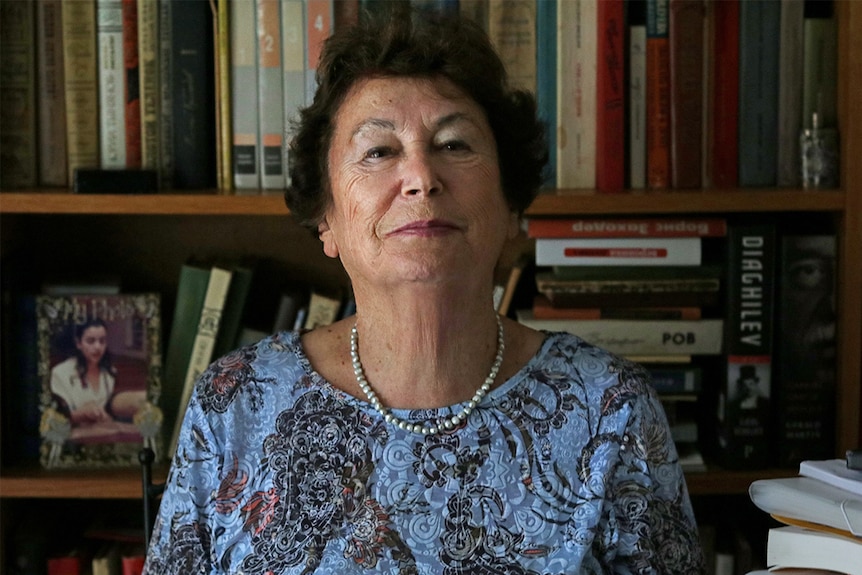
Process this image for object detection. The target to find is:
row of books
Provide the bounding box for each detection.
[0,0,840,194]
[48,543,145,575]
[516,215,838,470]
[746,458,862,574]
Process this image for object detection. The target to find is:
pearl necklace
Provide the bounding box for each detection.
[350,315,505,435]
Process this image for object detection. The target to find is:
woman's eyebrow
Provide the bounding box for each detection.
[351,118,395,139]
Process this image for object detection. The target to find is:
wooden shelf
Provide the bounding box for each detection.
[0,465,169,499]
[0,188,847,216]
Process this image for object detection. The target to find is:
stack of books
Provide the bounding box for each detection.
[518,216,726,362]
[747,458,862,574]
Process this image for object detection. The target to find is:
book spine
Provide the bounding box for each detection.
[556,0,597,189]
[137,0,160,171]
[0,0,37,190]
[231,0,260,191]
[775,235,837,466]
[717,221,777,469]
[303,290,342,330]
[97,0,127,168]
[487,0,537,94]
[668,0,704,190]
[646,0,670,189]
[738,0,780,187]
[535,237,703,266]
[801,1,837,129]
[536,276,720,295]
[62,0,101,183]
[157,0,173,188]
[647,366,703,394]
[122,0,142,168]
[526,216,727,238]
[304,0,332,107]
[595,0,625,193]
[216,0,232,193]
[36,0,68,187]
[169,266,233,456]
[628,0,647,189]
[170,0,215,189]
[281,0,305,188]
[536,0,557,189]
[709,0,738,188]
[257,0,286,190]
[161,263,210,460]
[213,265,255,358]
[776,0,804,187]
[516,311,724,356]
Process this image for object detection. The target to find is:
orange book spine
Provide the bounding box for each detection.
[646,0,670,189]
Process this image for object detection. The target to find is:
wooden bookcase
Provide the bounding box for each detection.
[0,0,859,556]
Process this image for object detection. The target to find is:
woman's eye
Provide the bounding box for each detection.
[441,140,470,152]
[364,147,392,160]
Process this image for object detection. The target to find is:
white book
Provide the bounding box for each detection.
[766,526,862,575]
[628,18,647,189]
[749,475,862,536]
[516,310,723,356]
[799,458,862,497]
[169,267,233,456]
[257,0,285,190]
[534,237,702,266]
[281,0,305,187]
[231,0,261,190]
[303,290,341,330]
[97,0,126,168]
[556,0,597,189]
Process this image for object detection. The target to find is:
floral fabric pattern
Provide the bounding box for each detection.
[144,331,705,574]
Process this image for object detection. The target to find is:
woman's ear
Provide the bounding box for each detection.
[318,219,339,259]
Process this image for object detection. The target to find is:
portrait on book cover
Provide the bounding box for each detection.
[36,294,163,468]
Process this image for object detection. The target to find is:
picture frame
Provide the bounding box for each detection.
[36,294,163,468]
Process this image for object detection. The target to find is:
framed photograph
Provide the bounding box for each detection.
[36,294,162,468]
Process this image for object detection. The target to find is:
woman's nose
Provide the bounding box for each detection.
[400,150,442,197]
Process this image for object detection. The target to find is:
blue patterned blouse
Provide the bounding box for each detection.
[144,330,705,574]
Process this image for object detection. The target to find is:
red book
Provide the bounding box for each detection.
[532,294,702,320]
[595,0,625,192]
[535,237,702,266]
[47,556,82,575]
[646,0,671,189]
[710,0,739,188]
[122,554,146,575]
[122,0,141,168]
[526,217,727,238]
[669,0,705,189]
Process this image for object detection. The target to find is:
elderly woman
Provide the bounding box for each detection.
[144,8,705,574]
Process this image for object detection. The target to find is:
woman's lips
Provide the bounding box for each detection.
[388,219,460,236]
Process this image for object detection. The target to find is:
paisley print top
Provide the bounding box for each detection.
[144,330,705,574]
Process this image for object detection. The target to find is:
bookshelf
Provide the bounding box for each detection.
[0,0,859,556]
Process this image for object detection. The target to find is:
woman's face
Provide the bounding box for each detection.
[321,75,519,291]
[76,325,107,366]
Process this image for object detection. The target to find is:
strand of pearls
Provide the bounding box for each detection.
[350,315,504,435]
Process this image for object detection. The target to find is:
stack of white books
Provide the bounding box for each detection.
[747,458,862,574]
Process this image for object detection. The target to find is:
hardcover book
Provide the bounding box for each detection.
[62,0,101,185]
[668,0,705,189]
[97,0,127,168]
[628,0,647,189]
[738,0,780,186]
[516,310,724,356]
[709,0,738,188]
[716,221,776,469]
[536,0,557,188]
[595,0,624,192]
[535,237,702,266]
[646,0,671,189]
[170,0,215,189]
[231,0,260,190]
[526,217,727,238]
[281,0,305,188]
[766,526,862,575]
[257,0,285,190]
[487,0,537,94]
[36,0,68,187]
[122,0,142,168]
[775,235,837,466]
[0,0,37,189]
[556,0,597,189]
[34,293,162,469]
[137,0,160,171]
